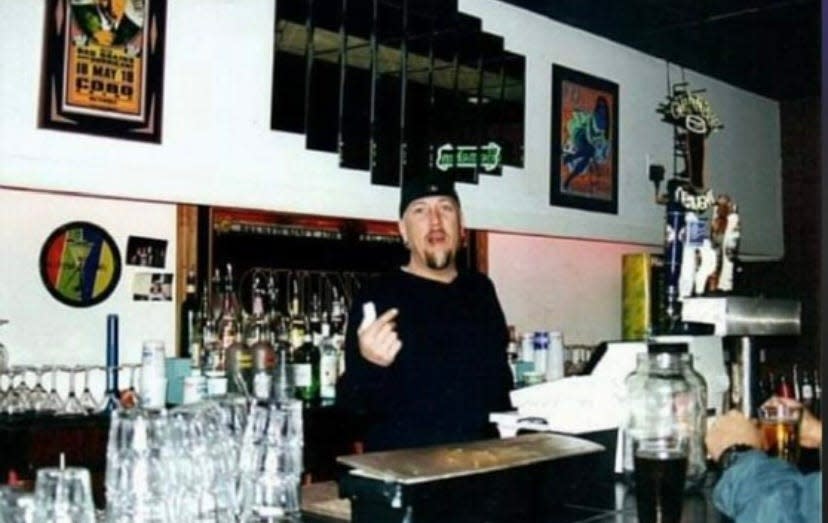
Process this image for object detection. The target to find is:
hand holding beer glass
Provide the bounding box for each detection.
[758,402,801,463]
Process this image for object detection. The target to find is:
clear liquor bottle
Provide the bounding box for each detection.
[202,280,222,373]
[209,267,224,324]
[272,330,294,401]
[226,331,253,396]
[266,273,283,341]
[329,287,346,336]
[247,275,276,400]
[218,263,242,352]
[288,276,306,351]
[308,293,322,336]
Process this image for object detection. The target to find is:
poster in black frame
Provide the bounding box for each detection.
[550,64,619,214]
[38,0,167,143]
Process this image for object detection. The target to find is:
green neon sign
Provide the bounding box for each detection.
[435,142,501,172]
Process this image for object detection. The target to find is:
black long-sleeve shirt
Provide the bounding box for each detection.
[336,269,513,451]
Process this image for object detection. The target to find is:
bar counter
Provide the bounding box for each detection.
[301,478,731,522]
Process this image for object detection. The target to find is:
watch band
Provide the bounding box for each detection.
[718,444,755,470]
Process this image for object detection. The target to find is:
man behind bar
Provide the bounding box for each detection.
[336,174,513,451]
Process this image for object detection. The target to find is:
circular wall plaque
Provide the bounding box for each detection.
[39,221,122,307]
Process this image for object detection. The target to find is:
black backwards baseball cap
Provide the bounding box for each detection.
[398,174,460,217]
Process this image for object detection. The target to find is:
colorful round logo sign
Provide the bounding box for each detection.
[40,221,121,307]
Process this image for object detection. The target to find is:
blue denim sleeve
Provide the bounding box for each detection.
[713,450,822,523]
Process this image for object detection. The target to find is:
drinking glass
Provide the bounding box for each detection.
[79,366,100,413]
[758,403,802,464]
[0,367,10,412]
[0,319,8,372]
[99,365,123,412]
[59,365,85,416]
[29,365,50,412]
[33,466,96,523]
[237,399,303,521]
[4,366,31,415]
[105,407,172,522]
[42,365,66,413]
[0,485,35,523]
[168,400,239,521]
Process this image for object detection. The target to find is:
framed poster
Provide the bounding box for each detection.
[39,221,122,307]
[550,64,619,214]
[39,0,167,143]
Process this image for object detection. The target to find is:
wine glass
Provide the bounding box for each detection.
[28,365,50,412]
[99,364,123,412]
[58,365,85,416]
[42,365,65,413]
[0,319,8,371]
[5,366,32,414]
[0,367,10,413]
[78,366,98,414]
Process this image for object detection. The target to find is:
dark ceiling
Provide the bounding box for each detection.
[500,0,821,100]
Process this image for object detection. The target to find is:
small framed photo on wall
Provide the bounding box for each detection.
[550,64,619,214]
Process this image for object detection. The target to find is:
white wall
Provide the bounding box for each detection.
[0,0,783,257]
[0,188,177,368]
[488,232,660,343]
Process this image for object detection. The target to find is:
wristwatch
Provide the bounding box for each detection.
[717,444,755,470]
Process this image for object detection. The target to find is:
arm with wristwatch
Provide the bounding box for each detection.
[705,399,822,523]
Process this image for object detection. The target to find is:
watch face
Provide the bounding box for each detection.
[40,221,122,307]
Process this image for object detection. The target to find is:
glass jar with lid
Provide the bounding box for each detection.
[623,350,702,491]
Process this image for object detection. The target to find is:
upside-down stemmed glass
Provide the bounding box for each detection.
[0,367,10,414]
[58,365,85,416]
[4,366,31,415]
[99,364,123,413]
[42,365,65,413]
[29,365,50,412]
[79,365,100,414]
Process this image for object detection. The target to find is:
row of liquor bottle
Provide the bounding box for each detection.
[179,264,350,404]
[757,364,821,412]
